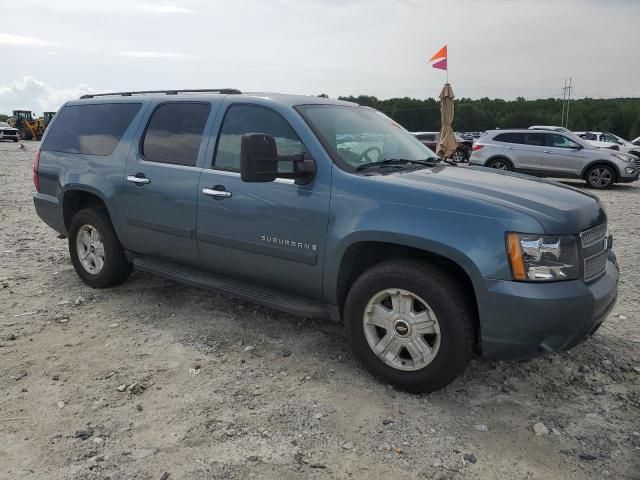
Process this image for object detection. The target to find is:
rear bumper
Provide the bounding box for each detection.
[478,253,619,360]
[33,192,66,234]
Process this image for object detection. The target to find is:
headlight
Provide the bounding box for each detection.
[506,232,579,281]
[613,153,632,162]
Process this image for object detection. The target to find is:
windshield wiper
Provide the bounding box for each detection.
[356,157,442,172]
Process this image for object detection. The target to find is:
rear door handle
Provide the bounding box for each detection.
[127,174,150,185]
[203,186,232,198]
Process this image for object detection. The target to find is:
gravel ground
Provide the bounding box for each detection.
[1,140,639,480]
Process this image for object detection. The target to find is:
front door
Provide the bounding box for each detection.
[121,101,215,265]
[196,103,330,298]
[542,132,583,176]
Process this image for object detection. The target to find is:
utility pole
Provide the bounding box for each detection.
[561,79,567,127]
[565,78,573,129]
[561,78,573,128]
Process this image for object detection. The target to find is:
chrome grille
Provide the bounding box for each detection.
[580,223,607,248]
[580,223,608,282]
[584,251,608,282]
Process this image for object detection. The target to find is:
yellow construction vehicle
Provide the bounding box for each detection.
[7,110,45,140]
[43,111,56,129]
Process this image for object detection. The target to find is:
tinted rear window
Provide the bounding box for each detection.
[141,102,211,167]
[42,103,141,156]
[494,132,543,146]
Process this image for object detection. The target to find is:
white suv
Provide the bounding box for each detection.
[574,131,640,159]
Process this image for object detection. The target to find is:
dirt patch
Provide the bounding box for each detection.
[1,141,639,479]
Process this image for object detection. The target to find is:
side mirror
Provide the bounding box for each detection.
[240,133,316,185]
[240,133,278,182]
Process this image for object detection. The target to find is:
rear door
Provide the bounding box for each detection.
[120,101,219,265]
[542,132,583,176]
[495,132,543,170]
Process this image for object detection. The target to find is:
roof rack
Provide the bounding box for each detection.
[79,88,241,99]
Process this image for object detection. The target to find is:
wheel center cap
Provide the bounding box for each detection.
[90,245,96,253]
[394,319,411,337]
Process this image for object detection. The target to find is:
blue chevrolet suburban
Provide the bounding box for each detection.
[33,89,619,393]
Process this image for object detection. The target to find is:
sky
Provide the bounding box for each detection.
[0,0,638,113]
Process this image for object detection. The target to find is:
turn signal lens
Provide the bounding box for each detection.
[506,233,526,280]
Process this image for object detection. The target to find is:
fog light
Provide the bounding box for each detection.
[626,167,635,174]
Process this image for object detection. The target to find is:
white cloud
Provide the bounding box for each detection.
[135,4,194,13]
[0,33,54,46]
[119,51,196,60]
[0,76,92,114]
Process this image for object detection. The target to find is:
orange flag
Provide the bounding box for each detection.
[430,45,447,62]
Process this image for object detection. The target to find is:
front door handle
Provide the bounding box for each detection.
[127,174,150,185]
[543,150,553,154]
[203,186,232,198]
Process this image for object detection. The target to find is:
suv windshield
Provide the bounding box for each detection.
[297,105,437,171]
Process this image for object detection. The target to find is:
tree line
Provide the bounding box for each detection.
[337,96,640,140]
[4,96,640,140]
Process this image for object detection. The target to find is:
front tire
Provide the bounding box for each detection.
[344,259,475,394]
[68,208,132,288]
[585,165,615,189]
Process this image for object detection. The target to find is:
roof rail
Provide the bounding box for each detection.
[79,88,241,99]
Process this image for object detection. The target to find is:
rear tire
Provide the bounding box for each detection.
[585,165,615,189]
[68,208,132,288]
[452,150,466,163]
[344,259,475,394]
[486,158,512,171]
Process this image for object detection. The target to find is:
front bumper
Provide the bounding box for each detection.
[478,253,619,360]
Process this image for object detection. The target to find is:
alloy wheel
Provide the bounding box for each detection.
[75,224,105,274]
[588,167,613,188]
[362,288,441,371]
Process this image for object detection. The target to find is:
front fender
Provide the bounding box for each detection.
[322,172,542,305]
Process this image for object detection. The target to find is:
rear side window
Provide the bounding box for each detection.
[493,132,542,146]
[494,133,523,144]
[141,102,211,167]
[42,103,141,156]
[523,133,543,146]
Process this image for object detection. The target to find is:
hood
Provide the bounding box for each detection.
[374,165,605,234]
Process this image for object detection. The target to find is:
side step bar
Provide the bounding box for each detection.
[132,256,329,319]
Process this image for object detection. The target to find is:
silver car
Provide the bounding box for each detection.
[470,129,639,188]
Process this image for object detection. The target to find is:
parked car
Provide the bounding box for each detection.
[528,126,619,150]
[412,131,472,162]
[574,131,640,159]
[34,90,619,393]
[0,121,19,142]
[470,129,639,188]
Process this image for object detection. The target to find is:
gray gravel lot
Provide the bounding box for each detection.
[1,140,639,479]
